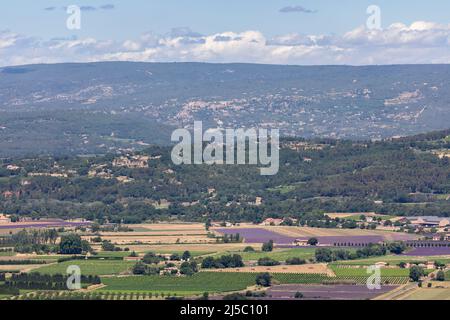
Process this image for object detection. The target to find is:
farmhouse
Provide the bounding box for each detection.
[112,155,149,168]
[261,218,284,226]
[293,239,312,247]
[6,164,21,171]
[404,216,450,228]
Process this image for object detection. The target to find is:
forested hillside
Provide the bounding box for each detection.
[1,130,449,223]
[2,63,450,156]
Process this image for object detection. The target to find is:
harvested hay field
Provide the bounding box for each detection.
[400,288,450,300]
[89,234,214,245]
[203,263,334,276]
[214,225,418,244]
[118,243,259,254]
[0,264,44,272]
[130,223,206,231]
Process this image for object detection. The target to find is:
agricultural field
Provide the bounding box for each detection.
[100,272,257,295]
[1,222,449,301]
[328,265,410,285]
[89,223,213,245]
[217,248,317,261]
[214,226,418,245]
[0,252,15,257]
[204,264,333,276]
[266,284,398,300]
[34,260,135,276]
[99,272,333,295]
[119,243,257,254]
[401,288,450,300]
[405,247,450,256]
[331,255,450,266]
[330,265,410,277]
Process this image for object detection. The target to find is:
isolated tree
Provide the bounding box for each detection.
[256,272,272,287]
[182,251,192,261]
[262,240,274,252]
[409,266,425,282]
[205,219,212,231]
[436,270,445,282]
[315,248,333,263]
[387,242,406,255]
[59,234,83,254]
[132,262,147,275]
[307,238,319,246]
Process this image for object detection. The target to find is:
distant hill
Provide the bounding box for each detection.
[1,62,450,156]
[1,129,449,222]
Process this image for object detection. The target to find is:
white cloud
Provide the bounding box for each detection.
[1,21,450,67]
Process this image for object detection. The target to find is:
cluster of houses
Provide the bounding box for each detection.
[123,253,184,276]
[0,214,10,224]
[399,216,450,228]
[112,155,153,169]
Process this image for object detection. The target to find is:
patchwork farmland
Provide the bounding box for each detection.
[0,222,449,300]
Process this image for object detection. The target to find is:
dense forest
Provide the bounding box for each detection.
[0,130,449,223]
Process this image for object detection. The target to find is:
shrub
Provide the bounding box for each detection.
[286,257,306,265]
[257,257,280,266]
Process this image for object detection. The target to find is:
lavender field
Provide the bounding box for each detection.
[404,246,450,256]
[216,228,387,246]
[0,219,91,230]
[265,284,397,300]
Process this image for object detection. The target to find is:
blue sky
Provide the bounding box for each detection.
[1,1,450,66]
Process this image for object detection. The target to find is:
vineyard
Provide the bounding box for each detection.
[329,265,410,285]
[100,272,336,294]
[7,291,186,300]
[330,265,410,277]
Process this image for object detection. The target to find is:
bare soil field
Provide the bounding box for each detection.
[400,288,450,300]
[91,235,214,245]
[203,263,334,276]
[265,284,397,300]
[131,223,206,231]
[0,264,45,272]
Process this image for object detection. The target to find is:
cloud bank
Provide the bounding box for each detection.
[1,22,450,67]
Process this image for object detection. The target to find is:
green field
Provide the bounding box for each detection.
[213,248,317,261]
[100,273,256,294]
[34,260,135,276]
[331,265,410,277]
[0,252,15,257]
[329,265,410,285]
[94,252,132,258]
[330,255,450,266]
[218,248,360,262]
[404,288,450,300]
